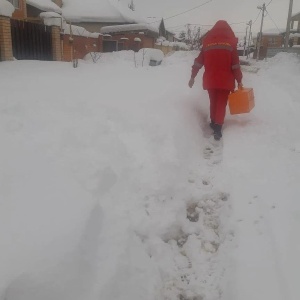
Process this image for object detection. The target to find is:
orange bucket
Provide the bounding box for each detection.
[228,88,255,115]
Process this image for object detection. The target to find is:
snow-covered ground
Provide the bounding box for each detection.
[0,50,299,300]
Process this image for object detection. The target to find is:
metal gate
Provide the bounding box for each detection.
[11,20,53,61]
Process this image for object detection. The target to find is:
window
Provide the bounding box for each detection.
[8,0,20,9]
[268,37,277,46]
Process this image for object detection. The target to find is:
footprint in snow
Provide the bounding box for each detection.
[203,137,223,164]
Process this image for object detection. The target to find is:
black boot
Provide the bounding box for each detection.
[209,121,215,130]
[213,124,222,141]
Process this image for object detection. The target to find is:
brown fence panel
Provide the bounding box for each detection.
[11,20,53,61]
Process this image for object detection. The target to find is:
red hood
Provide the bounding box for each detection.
[204,20,238,46]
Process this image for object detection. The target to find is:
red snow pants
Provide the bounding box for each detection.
[208,89,230,125]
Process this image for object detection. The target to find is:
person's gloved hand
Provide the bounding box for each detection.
[188,78,195,88]
[238,82,243,89]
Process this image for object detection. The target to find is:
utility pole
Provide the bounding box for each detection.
[256,3,266,61]
[247,20,252,59]
[284,0,293,49]
[243,25,248,57]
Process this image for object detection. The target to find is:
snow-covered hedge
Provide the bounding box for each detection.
[156,37,189,50]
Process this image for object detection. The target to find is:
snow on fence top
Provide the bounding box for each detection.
[40,12,101,38]
[65,24,101,38]
[27,0,62,14]
[100,23,158,35]
[0,0,15,17]
[61,0,145,24]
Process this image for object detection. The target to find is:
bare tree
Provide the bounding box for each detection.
[128,0,135,11]
[186,25,202,50]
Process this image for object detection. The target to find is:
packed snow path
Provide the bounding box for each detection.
[1,51,300,300]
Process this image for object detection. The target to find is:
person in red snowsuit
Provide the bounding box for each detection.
[188,20,243,140]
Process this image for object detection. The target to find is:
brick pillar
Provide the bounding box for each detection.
[0,16,13,61]
[52,26,62,61]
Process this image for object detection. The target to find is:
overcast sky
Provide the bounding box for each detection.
[132,0,300,39]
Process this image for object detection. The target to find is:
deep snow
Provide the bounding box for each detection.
[0,51,300,300]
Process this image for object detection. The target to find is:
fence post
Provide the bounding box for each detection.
[0,16,13,61]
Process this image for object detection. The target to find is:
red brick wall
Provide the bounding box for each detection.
[0,17,13,61]
[62,34,103,61]
[12,0,27,20]
[109,33,155,51]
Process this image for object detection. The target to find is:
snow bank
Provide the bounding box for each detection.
[138,48,164,63]
[0,0,15,17]
[1,50,300,300]
[0,137,96,299]
[84,49,164,67]
[220,52,300,300]
[27,0,62,14]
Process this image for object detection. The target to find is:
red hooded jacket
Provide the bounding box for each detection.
[191,20,243,91]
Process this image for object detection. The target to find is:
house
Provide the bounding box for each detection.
[291,11,300,31]
[260,31,284,48]
[253,29,284,59]
[1,0,102,62]
[61,1,176,52]
[100,23,158,52]
[290,12,300,45]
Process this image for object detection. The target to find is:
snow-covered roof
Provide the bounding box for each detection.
[100,23,158,34]
[0,0,15,17]
[27,0,62,14]
[61,0,146,24]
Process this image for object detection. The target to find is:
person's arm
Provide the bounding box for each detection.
[189,50,204,88]
[231,48,243,89]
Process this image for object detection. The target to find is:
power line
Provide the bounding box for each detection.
[266,0,273,6]
[257,3,266,61]
[229,22,247,25]
[149,0,214,23]
[164,0,214,21]
[167,24,187,29]
[252,10,262,25]
[265,9,281,32]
